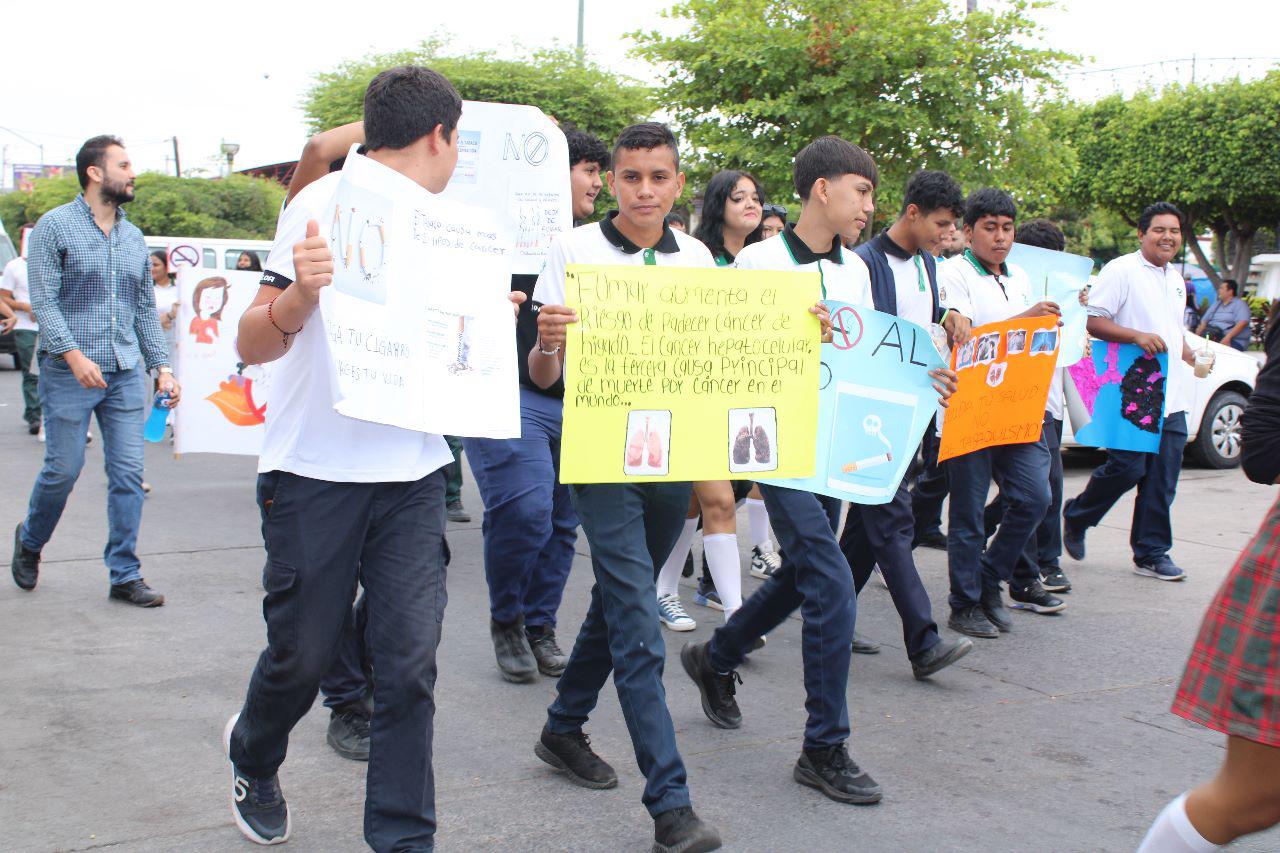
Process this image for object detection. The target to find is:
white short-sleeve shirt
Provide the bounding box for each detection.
[2,257,35,332]
[1087,250,1192,416]
[733,226,872,308]
[885,252,934,329]
[253,172,453,483]
[938,250,1034,326]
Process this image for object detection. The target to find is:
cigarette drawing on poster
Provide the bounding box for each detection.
[825,384,917,498]
[1066,342,1167,453]
[728,407,778,474]
[624,410,671,476]
[329,180,390,305]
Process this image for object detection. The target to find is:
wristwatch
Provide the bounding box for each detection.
[156,366,174,376]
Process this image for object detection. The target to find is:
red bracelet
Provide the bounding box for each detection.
[267,296,303,348]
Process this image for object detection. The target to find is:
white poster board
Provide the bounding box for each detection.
[167,241,205,273]
[318,147,520,438]
[172,268,271,455]
[440,101,572,275]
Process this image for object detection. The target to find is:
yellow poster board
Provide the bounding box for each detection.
[559,264,821,483]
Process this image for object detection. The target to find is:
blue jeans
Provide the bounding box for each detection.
[230,469,449,852]
[708,487,854,750]
[21,357,147,585]
[463,389,578,629]
[984,413,1064,582]
[547,481,692,818]
[1064,412,1188,564]
[945,436,1051,610]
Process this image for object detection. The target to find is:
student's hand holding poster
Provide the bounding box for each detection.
[317,146,520,439]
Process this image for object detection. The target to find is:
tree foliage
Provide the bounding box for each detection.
[1065,73,1280,283]
[0,173,285,244]
[631,0,1075,218]
[303,39,653,150]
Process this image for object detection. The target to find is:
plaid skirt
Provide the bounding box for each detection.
[1172,495,1280,747]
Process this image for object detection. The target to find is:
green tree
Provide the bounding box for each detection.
[1067,73,1280,285]
[631,0,1076,219]
[304,39,652,149]
[0,173,285,244]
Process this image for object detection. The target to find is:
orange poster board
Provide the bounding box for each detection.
[938,314,1059,462]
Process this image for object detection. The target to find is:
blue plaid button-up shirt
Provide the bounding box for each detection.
[28,195,169,372]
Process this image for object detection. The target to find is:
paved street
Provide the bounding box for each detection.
[0,363,1276,853]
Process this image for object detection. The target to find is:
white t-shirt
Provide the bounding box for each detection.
[733,227,872,308]
[2,257,36,332]
[938,250,1034,326]
[885,251,934,329]
[254,171,453,483]
[153,284,179,349]
[533,212,716,305]
[1087,250,1192,416]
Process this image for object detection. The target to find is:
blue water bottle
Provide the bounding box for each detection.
[144,392,171,443]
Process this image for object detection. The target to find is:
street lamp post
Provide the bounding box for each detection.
[220,141,240,177]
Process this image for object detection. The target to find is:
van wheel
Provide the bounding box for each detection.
[1189,391,1247,469]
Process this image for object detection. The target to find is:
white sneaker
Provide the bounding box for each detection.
[749,546,782,580]
[37,426,46,443]
[657,593,697,631]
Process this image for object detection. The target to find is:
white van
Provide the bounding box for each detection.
[144,235,273,274]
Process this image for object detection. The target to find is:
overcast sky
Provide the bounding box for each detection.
[2,0,1275,185]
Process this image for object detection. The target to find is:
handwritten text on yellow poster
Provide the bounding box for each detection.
[559,264,821,483]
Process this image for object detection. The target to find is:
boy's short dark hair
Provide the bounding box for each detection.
[665,212,686,228]
[1221,278,1239,296]
[1015,218,1066,252]
[76,134,125,189]
[611,122,679,171]
[1138,201,1183,233]
[901,170,964,218]
[565,125,609,171]
[363,66,462,151]
[964,188,1017,227]
[793,136,878,201]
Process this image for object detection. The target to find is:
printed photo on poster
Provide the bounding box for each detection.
[957,339,975,370]
[728,407,778,474]
[329,180,391,305]
[976,333,999,364]
[986,362,1007,387]
[1030,327,1059,355]
[1007,329,1027,355]
[624,410,671,476]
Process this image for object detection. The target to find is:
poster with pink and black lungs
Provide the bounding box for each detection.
[1066,342,1168,453]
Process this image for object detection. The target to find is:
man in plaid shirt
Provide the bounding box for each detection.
[9,135,181,606]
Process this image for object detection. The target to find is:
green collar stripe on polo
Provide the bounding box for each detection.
[963,247,1008,278]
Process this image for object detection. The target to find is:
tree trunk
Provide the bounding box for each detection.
[1229,228,1256,286]
[1185,229,1219,287]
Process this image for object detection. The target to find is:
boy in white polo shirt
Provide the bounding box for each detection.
[528,122,722,853]
[1063,201,1200,581]
[938,189,1061,640]
[221,66,493,851]
[681,137,949,806]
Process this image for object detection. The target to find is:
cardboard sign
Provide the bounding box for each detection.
[559,264,821,483]
[761,303,945,504]
[1008,243,1093,368]
[938,315,1059,461]
[1066,342,1168,453]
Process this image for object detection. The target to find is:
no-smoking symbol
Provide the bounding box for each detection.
[169,244,200,268]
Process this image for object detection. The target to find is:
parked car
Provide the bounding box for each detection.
[1062,331,1260,469]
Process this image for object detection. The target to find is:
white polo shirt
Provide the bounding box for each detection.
[533,211,716,305]
[1,257,36,332]
[254,171,453,483]
[938,249,1033,326]
[734,225,872,308]
[1086,250,1191,416]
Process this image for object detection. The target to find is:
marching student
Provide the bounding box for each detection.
[839,169,973,677]
[1063,202,1203,581]
[937,189,1061,640]
[2,233,41,434]
[222,66,511,850]
[528,122,722,853]
[681,137,954,806]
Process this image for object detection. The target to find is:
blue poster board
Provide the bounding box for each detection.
[1066,342,1168,453]
[761,302,944,504]
[1008,243,1094,368]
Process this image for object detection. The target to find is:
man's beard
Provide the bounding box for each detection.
[101,177,135,205]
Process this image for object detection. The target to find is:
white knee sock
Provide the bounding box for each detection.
[702,533,743,619]
[746,498,773,551]
[1137,793,1219,853]
[656,518,699,598]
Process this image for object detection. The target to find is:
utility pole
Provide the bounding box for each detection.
[171,136,181,177]
[576,0,585,62]
[966,0,977,11]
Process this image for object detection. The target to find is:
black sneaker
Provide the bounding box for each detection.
[680,641,742,729]
[224,714,291,845]
[1133,556,1187,582]
[980,586,1013,632]
[910,636,974,680]
[851,632,880,655]
[913,529,948,550]
[794,744,882,804]
[534,725,618,789]
[446,500,471,523]
[109,578,165,607]
[653,806,722,853]
[1008,580,1066,614]
[326,708,370,761]
[490,616,537,683]
[1040,567,1072,593]
[527,625,568,677]
[11,522,39,591]
[1062,502,1086,560]
[948,605,998,639]
[27,420,40,436]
